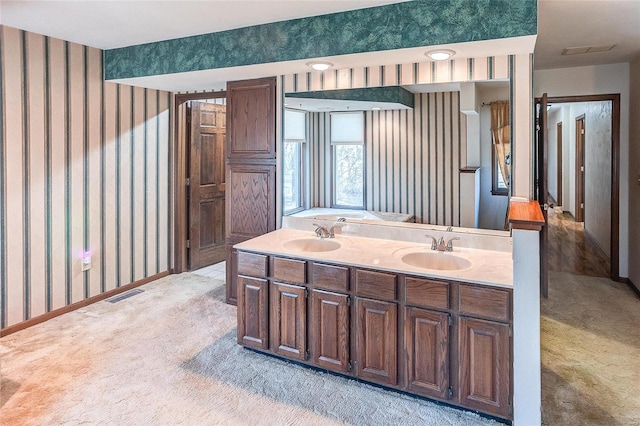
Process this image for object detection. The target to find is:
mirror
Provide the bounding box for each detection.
[283,81,510,235]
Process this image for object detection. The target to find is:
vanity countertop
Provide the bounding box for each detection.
[235,228,513,288]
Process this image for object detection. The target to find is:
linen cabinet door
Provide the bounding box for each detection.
[237,276,269,350]
[310,289,350,373]
[356,298,397,386]
[458,317,511,418]
[270,282,307,361]
[405,307,450,400]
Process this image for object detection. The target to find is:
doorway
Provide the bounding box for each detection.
[543,94,619,280]
[174,92,227,273]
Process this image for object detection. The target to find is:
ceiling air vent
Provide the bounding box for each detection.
[562,44,616,55]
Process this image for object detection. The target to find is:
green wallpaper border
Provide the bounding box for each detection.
[287,86,415,108]
[104,0,536,80]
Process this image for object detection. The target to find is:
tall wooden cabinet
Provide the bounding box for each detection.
[225,77,277,305]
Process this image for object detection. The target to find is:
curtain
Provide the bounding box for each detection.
[490,101,511,188]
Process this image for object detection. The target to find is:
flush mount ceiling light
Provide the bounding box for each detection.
[307,61,333,71]
[425,49,455,61]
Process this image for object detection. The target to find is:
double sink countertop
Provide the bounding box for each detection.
[234,228,513,288]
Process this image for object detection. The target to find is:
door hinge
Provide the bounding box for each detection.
[305,349,310,360]
[581,203,584,209]
[581,165,585,172]
[447,387,454,399]
[347,296,352,307]
[509,325,512,337]
[581,129,585,135]
[186,177,190,187]
[305,288,309,298]
[348,361,352,371]
[448,314,453,327]
[186,239,190,249]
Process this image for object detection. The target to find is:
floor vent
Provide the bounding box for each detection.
[106,289,144,303]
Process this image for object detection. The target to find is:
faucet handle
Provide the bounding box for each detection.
[425,235,438,250]
[445,237,460,251]
[313,223,328,238]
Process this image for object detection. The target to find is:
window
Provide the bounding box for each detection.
[492,148,509,196]
[283,109,306,213]
[331,112,365,208]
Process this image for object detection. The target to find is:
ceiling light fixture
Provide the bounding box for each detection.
[425,49,455,61]
[307,61,334,71]
[371,107,381,110]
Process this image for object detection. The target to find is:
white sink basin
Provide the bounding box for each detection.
[401,251,471,271]
[283,238,341,252]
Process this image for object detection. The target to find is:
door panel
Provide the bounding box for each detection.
[189,101,227,270]
[237,276,269,349]
[270,282,307,360]
[458,317,511,418]
[311,289,350,373]
[405,307,450,399]
[536,94,549,298]
[356,298,397,386]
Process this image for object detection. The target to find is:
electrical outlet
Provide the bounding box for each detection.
[82,253,92,271]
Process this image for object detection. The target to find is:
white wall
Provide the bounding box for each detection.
[534,63,630,277]
[629,57,640,289]
[477,84,509,230]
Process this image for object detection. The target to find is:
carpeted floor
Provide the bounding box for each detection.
[0,273,501,426]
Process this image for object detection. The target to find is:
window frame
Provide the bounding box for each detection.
[330,111,366,209]
[283,108,307,215]
[491,144,509,196]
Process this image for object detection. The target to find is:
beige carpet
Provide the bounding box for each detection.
[541,271,640,425]
[1,273,500,426]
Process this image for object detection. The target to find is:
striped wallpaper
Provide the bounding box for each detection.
[284,56,511,94]
[0,26,173,331]
[309,92,463,226]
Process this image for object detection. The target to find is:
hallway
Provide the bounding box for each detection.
[541,209,639,425]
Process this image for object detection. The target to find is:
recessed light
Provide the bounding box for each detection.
[425,49,455,61]
[371,107,381,110]
[307,61,333,71]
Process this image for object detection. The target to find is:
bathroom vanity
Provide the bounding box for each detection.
[233,224,513,421]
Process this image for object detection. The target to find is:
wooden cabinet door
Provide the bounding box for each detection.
[310,289,350,373]
[356,298,397,386]
[270,282,307,361]
[405,307,450,400]
[237,276,269,350]
[458,317,511,418]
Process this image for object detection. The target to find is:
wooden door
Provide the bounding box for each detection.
[458,317,511,418]
[189,102,227,270]
[405,307,450,400]
[575,115,586,223]
[270,282,307,361]
[226,77,277,305]
[310,289,350,373]
[237,276,269,350]
[536,94,549,298]
[556,122,563,206]
[356,298,397,386]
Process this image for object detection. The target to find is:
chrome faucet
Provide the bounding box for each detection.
[313,222,344,239]
[425,235,460,252]
[313,224,330,239]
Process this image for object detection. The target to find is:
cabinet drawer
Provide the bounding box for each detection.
[311,263,349,292]
[459,284,511,322]
[356,269,397,301]
[272,257,306,284]
[237,252,268,278]
[405,277,449,310]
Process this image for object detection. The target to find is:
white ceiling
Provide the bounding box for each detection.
[535,0,640,70]
[0,0,407,49]
[1,0,639,91]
